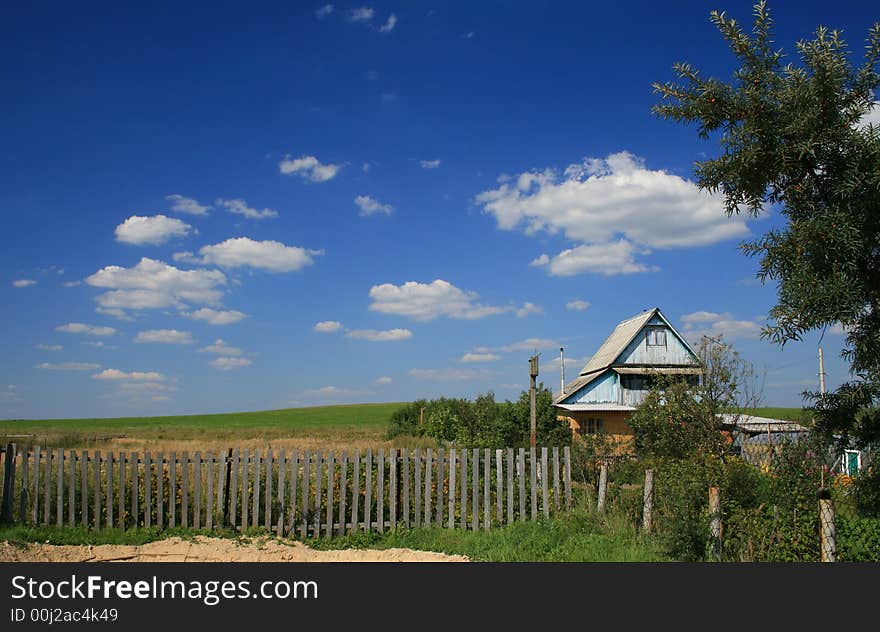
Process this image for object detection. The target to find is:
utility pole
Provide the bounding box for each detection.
[559,347,565,395]
[529,354,539,448]
[818,347,826,396]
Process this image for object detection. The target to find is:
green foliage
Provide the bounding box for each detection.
[653,1,880,450]
[386,385,570,448]
[838,516,880,561]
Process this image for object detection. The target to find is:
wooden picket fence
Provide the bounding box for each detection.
[0,444,571,537]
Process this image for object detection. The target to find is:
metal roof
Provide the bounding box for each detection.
[613,366,702,375]
[578,309,659,376]
[719,413,808,433]
[555,403,637,412]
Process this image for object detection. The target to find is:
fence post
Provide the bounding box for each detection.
[597,462,608,513]
[819,488,837,562]
[1,443,17,524]
[708,486,722,561]
[642,468,654,533]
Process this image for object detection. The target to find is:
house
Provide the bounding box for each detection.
[554,307,701,443]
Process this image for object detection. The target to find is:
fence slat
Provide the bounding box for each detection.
[313,452,322,538]
[541,447,549,520]
[350,450,360,535]
[288,450,298,537]
[325,450,334,539]
[229,449,238,529]
[32,446,41,525]
[563,447,572,511]
[43,448,52,526]
[181,451,189,529]
[402,448,410,529]
[205,453,213,530]
[251,450,260,530]
[435,449,444,527]
[80,451,88,528]
[389,448,397,527]
[132,452,139,528]
[300,449,309,539]
[483,448,490,530]
[506,448,514,525]
[338,451,347,537]
[93,450,101,530]
[169,452,177,528]
[117,452,125,529]
[517,448,526,522]
[156,452,164,530]
[471,449,478,532]
[448,449,456,530]
[264,449,272,529]
[552,447,560,512]
[459,449,467,530]
[496,449,503,524]
[217,451,228,528]
[145,452,152,529]
[529,447,538,522]
[414,448,421,528]
[21,447,30,525]
[424,448,432,527]
[377,449,385,534]
[275,450,284,535]
[240,450,249,531]
[193,452,202,529]
[106,451,114,529]
[56,448,64,527]
[364,449,372,533]
[68,449,75,526]
[0,443,16,524]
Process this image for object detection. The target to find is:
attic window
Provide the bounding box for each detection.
[646,327,666,347]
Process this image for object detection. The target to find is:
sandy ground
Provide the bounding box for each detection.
[0,536,469,563]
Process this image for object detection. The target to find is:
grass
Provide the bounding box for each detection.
[0,402,406,451]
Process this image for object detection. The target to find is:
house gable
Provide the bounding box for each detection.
[615,313,700,367]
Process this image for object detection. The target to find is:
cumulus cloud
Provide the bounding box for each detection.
[36,362,101,371]
[355,195,393,216]
[210,357,252,371]
[278,155,342,182]
[63,280,82,287]
[378,13,397,33]
[92,369,165,381]
[375,376,392,385]
[349,7,374,22]
[368,280,514,321]
[35,344,63,351]
[476,151,749,276]
[420,159,441,169]
[345,328,413,342]
[459,353,500,363]
[499,338,559,352]
[134,329,194,344]
[515,302,542,318]
[198,339,243,355]
[197,237,322,272]
[114,215,192,246]
[566,300,591,311]
[680,311,763,341]
[215,198,279,220]
[12,279,36,287]
[56,323,116,337]
[86,258,226,318]
[313,321,343,334]
[315,4,334,19]
[185,308,247,325]
[166,194,211,216]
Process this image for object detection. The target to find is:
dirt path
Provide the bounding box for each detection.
[0,536,469,563]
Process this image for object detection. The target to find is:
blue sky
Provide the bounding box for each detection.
[2,1,877,419]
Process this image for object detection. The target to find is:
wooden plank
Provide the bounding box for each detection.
[251,449,260,529]
[312,451,322,538]
[240,449,249,531]
[68,449,76,526]
[193,452,202,529]
[471,448,478,532]
[413,448,421,528]
[156,452,164,530]
[144,452,152,529]
[169,452,177,528]
[529,447,538,521]
[0,443,16,524]
[325,450,334,539]
[496,449,503,524]
[93,450,101,530]
[377,449,385,534]
[483,448,490,530]
[459,448,467,530]
[205,453,213,530]
[131,452,139,528]
[264,449,272,529]
[43,448,52,526]
[401,448,410,529]
[117,452,125,529]
[541,447,549,520]
[388,448,397,527]
[31,446,40,525]
[350,450,360,535]
[21,447,29,525]
[106,451,114,528]
[337,451,347,537]
[79,451,88,528]
[299,449,309,539]
[181,451,189,529]
[423,448,432,527]
[363,449,372,533]
[447,449,456,530]
[56,448,64,527]
[563,446,572,511]
[275,450,284,535]
[229,449,238,529]
[216,451,227,529]
[517,448,526,522]
[435,449,444,527]
[288,450,298,537]
[552,447,561,512]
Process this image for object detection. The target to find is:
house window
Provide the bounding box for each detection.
[579,417,604,435]
[646,327,667,347]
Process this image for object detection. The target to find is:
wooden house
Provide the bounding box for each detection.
[554,307,701,444]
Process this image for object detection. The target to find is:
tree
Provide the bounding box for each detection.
[653,1,880,448]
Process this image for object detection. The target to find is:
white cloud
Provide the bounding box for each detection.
[419,159,441,169]
[84,341,111,348]
[134,329,194,344]
[198,339,243,355]
[345,328,413,342]
[829,323,849,336]
[278,155,342,182]
[349,7,374,22]
[166,194,211,216]
[95,307,135,321]
[462,31,475,39]
[197,237,322,272]
[0,385,22,403]
[210,356,252,371]
[408,368,490,381]
[92,369,165,382]
[215,198,279,220]
[362,162,372,172]
[680,311,763,341]
[12,279,36,287]
[515,302,542,318]
[115,215,192,246]
[856,101,880,129]
[313,320,343,334]
[118,382,177,393]
[86,258,226,317]
[378,13,397,33]
[476,151,749,276]
[375,376,393,385]
[36,362,101,371]
[368,279,512,321]
[185,308,247,325]
[63,280,81,287]
[315,4,334,19]
[35,344,63,351]
[566,299,591,311]
[459,353,500,363]
[56,323,116,337]
[500,338,559,352]
[355,195,393,216]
